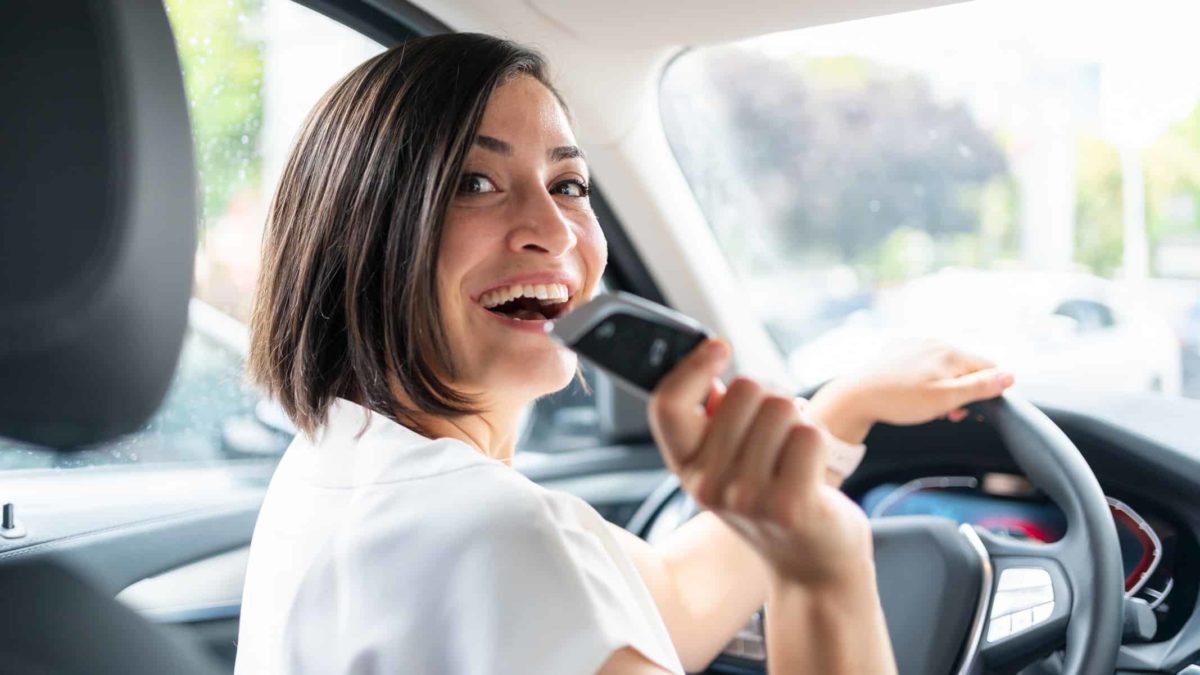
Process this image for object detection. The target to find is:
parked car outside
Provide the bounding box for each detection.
[784,268,1183,395]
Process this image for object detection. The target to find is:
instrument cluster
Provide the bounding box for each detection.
[859,474,1192,639]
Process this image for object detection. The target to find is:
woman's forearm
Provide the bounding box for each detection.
[649,450,854,669]
[765,560,897,675]
[659,511,770,669]
[625,391,873,670]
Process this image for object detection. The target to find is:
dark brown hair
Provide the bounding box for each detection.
[248,33,558,436]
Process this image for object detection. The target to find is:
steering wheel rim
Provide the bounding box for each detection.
[960,394,1124,674]
[630,393,1125,675]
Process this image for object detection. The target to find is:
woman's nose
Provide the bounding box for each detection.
[506,190,577,257]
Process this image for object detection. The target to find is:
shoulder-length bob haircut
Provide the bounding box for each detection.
[248,33,559,437]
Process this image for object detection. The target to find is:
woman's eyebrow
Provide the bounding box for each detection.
[475,135,511,155]
[473,135,585,163]
[549,145,584,162]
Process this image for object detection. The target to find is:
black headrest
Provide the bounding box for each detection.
[0,1,196,449]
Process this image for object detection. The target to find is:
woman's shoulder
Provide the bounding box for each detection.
[400,463,583,542]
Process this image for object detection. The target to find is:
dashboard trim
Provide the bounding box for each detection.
[1108,496,1163,597]
[955,524,994,675]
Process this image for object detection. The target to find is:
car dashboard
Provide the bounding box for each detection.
[636,389,1200,674]
[858,474,1197,642]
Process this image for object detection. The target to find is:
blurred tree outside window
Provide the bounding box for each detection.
[661,0,1200,399]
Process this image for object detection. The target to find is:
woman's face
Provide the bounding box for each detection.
[437,74,607,406]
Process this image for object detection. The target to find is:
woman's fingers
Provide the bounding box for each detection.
[722,395,797,513]
[648,339,730,470]
[688,378,766,506]
[943,344,996,377]
[768,421,827,527]
[705,378,727,417]
[934,367,1015,411]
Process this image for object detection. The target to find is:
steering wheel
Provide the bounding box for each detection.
[629,394,1125,675]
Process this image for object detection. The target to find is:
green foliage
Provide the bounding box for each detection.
[164,0,265,228]
[662,49,1010,276]
[1074,102,1200,278]
[1146,101,1200,241]
[1074,137,1124,277]
[869,226,935,283]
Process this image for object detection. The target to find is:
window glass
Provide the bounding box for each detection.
[519,279,615,454]
[0,1,385,470]
[0,2,612,469]
[661,0,1200,399]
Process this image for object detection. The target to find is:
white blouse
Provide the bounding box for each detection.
[235,398,684,675]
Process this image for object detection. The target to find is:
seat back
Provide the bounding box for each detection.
[0,2,220,673]
[0,0,196,449]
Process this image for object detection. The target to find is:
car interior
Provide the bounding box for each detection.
[3,1,1200,674]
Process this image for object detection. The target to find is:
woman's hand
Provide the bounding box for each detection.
[809,339,1016,445]
[647,338,872,588]
[648,338,899,674]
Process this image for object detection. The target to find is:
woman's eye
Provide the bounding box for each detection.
[458,173,497,195]
[551,179,590,198]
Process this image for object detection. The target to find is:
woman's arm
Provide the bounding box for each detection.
[765,557,895,675]
[607,455,845,672]
[596,647,678,675]
[606,512,768,672]
[645,338,896,674]
[611,340,1013,672]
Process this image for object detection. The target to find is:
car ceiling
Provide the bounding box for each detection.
[384,0,965,143]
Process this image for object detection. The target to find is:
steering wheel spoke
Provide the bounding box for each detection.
[972,526,1074,671]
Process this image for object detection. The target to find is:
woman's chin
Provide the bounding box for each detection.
[492,346,578,398]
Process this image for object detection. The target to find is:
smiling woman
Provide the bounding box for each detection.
[247,35,603,440]
[231,25,1027,675]
[237,34,678,675]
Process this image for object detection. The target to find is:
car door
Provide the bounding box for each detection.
[0,3,674,671]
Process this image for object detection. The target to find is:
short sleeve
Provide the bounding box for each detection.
[438,487,685,675]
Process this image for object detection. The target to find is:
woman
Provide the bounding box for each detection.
[236,33,1013,674]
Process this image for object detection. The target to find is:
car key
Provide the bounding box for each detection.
[546,291,714,399]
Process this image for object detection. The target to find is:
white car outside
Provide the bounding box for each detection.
[785,268,1182,396]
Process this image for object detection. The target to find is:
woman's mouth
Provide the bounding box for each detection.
[479,282,571,322]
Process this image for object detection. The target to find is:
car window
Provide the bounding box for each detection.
[660,0,1200,400]
[0,2,613,470]
[0,1,386,471]
[518,278,618,454]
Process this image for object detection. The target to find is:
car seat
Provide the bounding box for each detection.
[0,1,223,673]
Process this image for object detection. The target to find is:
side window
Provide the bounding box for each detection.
[518,280,615,454]
[519,364,608,454]
[0,2,385,471]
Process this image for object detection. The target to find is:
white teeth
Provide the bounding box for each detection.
[480,282,570,309]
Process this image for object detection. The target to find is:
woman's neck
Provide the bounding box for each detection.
[420,409,521,463]
[385,380,524,462]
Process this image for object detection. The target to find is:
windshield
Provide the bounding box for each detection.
[660,0,1200,399]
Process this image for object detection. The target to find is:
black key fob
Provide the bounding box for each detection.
[547,291,713,398]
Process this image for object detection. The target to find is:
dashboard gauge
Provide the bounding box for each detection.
[864,475,1067,543]
[861,475,1166,596]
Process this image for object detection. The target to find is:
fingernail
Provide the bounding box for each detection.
[996,372,1015,387]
